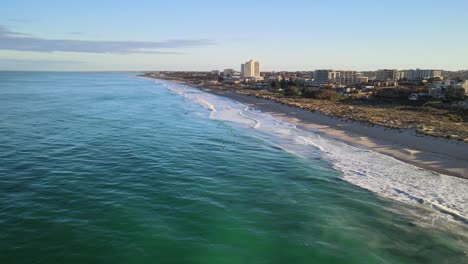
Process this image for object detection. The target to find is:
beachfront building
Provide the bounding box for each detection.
[400,69,442,80]
[314,70,367,85]
[429,81,452,99]
[336,71,354,85]
[337,71,363,86]
[376,69,398,81]
[429,80,468,99]
[314,70,339,84]
[223,69,236,77]
[241,60,260,78]
[362,71,377,81]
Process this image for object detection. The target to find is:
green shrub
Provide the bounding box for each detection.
[315,89,341,100]
[283,86,301,96]
[301,87,316,98]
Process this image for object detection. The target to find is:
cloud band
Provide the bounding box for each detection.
[0,26,214,54]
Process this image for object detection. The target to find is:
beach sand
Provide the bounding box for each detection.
[162,79,468,180]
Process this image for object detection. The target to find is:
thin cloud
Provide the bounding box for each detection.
[0,26,30,37]
[0,58,84,65]
[8,18,33,24]
[0,26,215,54]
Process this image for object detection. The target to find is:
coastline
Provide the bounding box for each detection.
[147,77,468,180]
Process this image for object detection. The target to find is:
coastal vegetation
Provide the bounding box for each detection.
[239,89,468,140]
[144,72,468,141]
[273,80,345,101]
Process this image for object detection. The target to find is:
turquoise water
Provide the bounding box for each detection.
[0,72,466,263]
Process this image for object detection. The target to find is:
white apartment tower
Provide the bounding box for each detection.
[401,69,442,80]
[314,70,367,85]
[241,60,260,78]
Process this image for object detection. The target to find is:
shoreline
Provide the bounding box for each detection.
[147,77,468,180]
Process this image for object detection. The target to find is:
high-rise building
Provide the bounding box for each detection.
[314,70,338,84]
[362,71,377,80]
[254,61,260,77]
[376,69,398,81]
[337,71,358,85]
[314,70,366,85]
[401,69,442,80]
[241,60,260,78]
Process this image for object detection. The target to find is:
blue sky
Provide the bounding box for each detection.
[1,0,467,71]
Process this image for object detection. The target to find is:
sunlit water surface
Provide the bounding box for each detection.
[0,72,466,264]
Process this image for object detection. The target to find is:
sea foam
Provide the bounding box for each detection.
[157,80,468,222]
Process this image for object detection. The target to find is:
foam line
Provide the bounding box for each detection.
[239,107,261,129]
[153,79,468,222]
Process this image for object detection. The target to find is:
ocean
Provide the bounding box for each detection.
[0,72,467,263]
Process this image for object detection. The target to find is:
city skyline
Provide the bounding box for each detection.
[1,0,468,71]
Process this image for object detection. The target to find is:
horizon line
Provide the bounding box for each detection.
[1,68,468,73]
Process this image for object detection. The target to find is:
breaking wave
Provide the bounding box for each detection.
[155,79,468,222]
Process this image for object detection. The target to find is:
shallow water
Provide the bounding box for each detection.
[162,79,468,220]
[0,72,467,263]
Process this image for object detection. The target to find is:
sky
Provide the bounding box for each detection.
[0,0,467,71]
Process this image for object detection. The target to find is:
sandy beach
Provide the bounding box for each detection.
[164,78,468,180]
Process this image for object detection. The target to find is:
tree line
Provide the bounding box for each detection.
[270,78,343,100]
